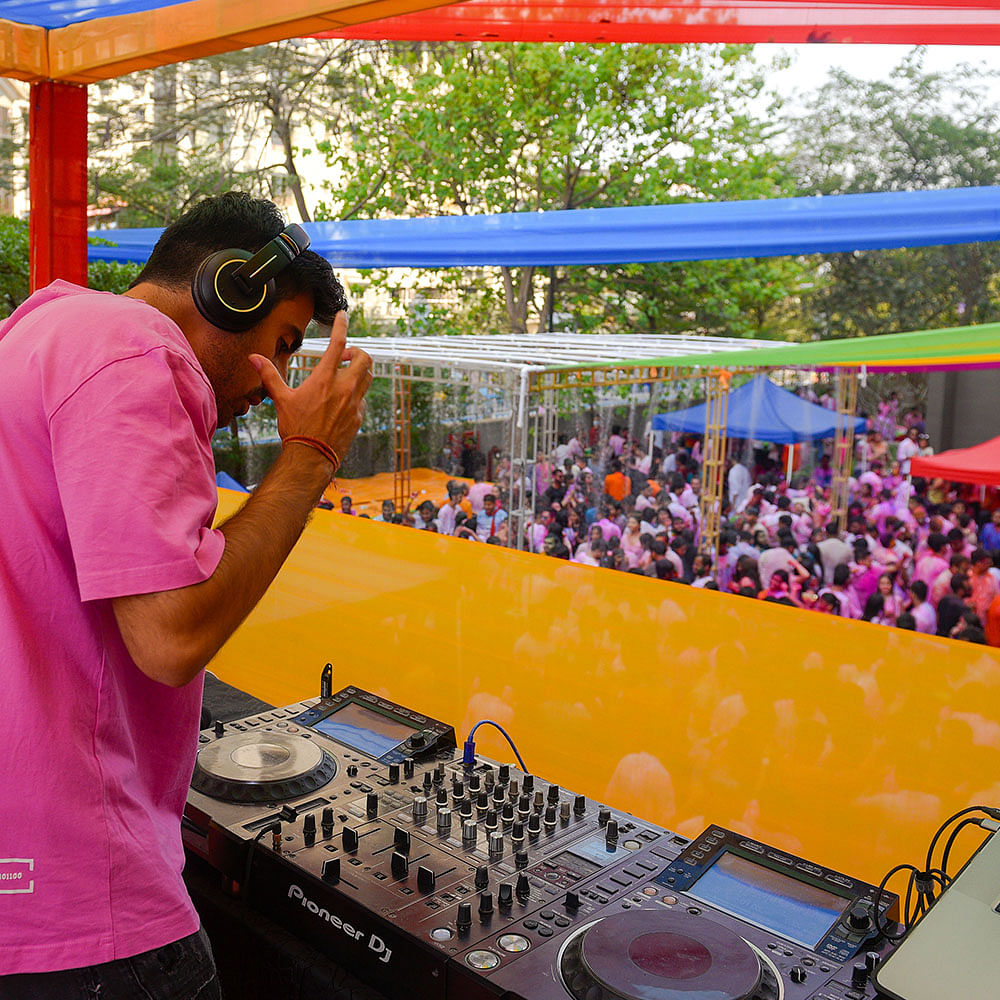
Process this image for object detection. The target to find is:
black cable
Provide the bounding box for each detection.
[941,817,991,879]
[241,823,278,903]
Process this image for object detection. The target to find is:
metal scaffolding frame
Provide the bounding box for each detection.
[290,333,771,547]
[830,369,860,533]
[699,371,732,564]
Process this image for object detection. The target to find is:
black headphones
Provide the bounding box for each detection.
[191,223,311,332]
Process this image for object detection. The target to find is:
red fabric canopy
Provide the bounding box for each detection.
[911,437,1000,486]
[316,0,1000,46]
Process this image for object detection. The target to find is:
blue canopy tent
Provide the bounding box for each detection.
[651,374,866,444]
[88,186,1000,268]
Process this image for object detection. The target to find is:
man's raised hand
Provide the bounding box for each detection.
[249,311,373,462]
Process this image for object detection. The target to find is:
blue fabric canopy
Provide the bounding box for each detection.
[4,1,191,28]
[88,186,1000,269]
[652,374,867,444]
[215,470,249,492]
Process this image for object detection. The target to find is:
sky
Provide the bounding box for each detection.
[759,43,1000,107]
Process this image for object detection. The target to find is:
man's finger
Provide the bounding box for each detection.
[312,311,349,375]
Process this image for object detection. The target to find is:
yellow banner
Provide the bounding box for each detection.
[210,489,1000,885]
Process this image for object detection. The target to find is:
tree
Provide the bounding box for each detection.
[88,40,358,227]
[320,42,808,337]
[788,52,1000,337]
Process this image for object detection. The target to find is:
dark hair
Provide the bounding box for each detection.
[833,564,851,586]
[819,592,840,614]
[909,580,928,601]
[861,594,885,622]
[133,191,346,325]
[927,532,947,553]
[896,612,916,631]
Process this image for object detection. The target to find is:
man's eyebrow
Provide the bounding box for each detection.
[287,325,305,353]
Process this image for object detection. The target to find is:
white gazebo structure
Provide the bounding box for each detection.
[291,332,772,553]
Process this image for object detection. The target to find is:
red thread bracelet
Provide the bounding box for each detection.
[283,436,342,475]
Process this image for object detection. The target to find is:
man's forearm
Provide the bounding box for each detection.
[113,445,333,687]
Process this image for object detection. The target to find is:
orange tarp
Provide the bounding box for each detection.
[325,467,475,516]
[210,488,1000,885]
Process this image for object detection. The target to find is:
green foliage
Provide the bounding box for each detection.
[318,41,809,338]
[788,51,1000,336]
[0,215,28,316]
[89,40,357,226]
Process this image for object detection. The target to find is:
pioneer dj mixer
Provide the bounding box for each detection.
[184,685,900,1000]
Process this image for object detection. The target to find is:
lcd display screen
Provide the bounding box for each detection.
[312,702,416,759]
[688,851,849,949]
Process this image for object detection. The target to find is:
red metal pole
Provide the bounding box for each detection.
[29,80,88,292]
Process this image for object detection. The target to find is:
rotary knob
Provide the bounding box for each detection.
[437,808,452,835]
[791,966,808,985]
[483,767,495,789]
[436,787,449,806]
[499,764,510,784]
[388,763,400,784]
[321,807,334,838]
[478,891,494,918]
[511,821,525,845]
[423,771,433,792]
[848,904,873,932]
[302,813,317,847]
[485,809,499,831]
[533,790,544,811]
[462,820,478,845]
[456,901,472,931]
[403,757,415,779]
[515,850,529,869]
[528,813,541,837]
[434,762,446,784]
[488,831,504,857]
[475,865,489,889]
[497,883,513,908]
[469,774,482,793]
[560,801,571,824]
[544,805,557,830]
[606,819,619,845]
[574,794,586,816]
[547,784,560,803]
[508,779,520,800]
[493,786,506,806]
[476,791,489,811]
[412,796,428,824]
[452,779,465,799]
[501,802,515,823]
[522,774,535,793]
[459,797,473,819]
[598,807,611,827]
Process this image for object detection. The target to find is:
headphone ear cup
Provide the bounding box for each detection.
[192,249,276,332]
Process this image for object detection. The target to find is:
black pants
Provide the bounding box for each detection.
[0,926,222,1000]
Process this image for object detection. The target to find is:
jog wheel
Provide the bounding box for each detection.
[191,731,337,803]
[559,909,781,1000]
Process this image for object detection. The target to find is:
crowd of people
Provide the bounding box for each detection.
[340,400,1000,647]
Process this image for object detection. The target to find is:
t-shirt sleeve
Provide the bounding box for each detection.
[49,347,225,602]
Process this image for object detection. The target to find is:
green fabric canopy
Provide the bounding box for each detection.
[558,321,1000,373]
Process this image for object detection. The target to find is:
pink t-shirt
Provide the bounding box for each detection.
[0,283,225,974]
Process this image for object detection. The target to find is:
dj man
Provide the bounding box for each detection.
[0,193,372,998]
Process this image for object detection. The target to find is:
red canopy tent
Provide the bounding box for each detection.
[911,437,1000,486]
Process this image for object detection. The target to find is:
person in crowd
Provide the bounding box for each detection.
[937,573,973,637]
[907,580,937,635]
[373,499,396,522]
[970,547,999,622]
[476,493,507,541]
[340,495,357,515]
